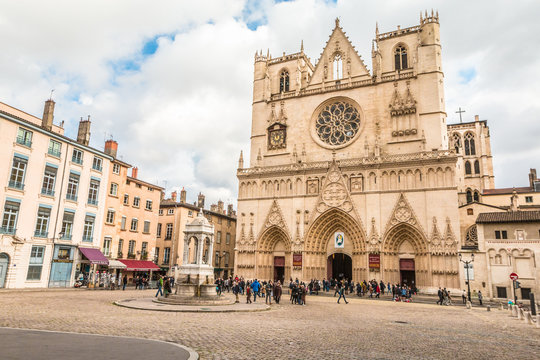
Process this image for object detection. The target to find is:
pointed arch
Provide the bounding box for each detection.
[465,161,472,175]
[474,160,480,174]
[383,223,428,255]
[279,69,290,92]
[305,208,365,253]
[257,225,292,252]
[332,52,343,80]
[394,43,408,70]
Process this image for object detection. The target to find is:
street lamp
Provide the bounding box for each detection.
[459,253,474,302]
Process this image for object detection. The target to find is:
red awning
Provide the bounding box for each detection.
[79,247,109,265]
[118,259,160,271]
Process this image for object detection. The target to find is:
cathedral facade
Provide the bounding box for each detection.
[235,13,490,293]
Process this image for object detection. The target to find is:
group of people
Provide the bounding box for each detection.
[155,275,174,297]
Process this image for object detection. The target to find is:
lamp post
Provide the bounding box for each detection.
[459,253,474,302]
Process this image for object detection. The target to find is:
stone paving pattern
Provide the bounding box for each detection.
[0,289,538,359]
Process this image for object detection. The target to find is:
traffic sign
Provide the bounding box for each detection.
[510,272,519,280]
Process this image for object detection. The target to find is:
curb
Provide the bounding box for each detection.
[0,326,198,360]
[114,298,271,313]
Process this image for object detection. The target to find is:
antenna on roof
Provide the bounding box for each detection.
[49,89,55,100]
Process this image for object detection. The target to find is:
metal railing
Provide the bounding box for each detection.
[34,230,48,238]
[87,198,98,206]
[41,188,55,196]
[8,180,24,190]
[48,147,61,157]
[66,194,78,201]
[0,227,16,235]
[16,135,32,147]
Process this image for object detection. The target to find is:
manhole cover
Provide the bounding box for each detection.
[394,321,408,324]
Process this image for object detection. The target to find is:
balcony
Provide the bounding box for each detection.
[48,147,61,157]
[72,157,83,165]
[41,188,55,196]
[60,234,72,241]
[66,194,78,202]
[127,253,136,259]
[82,235,92,242]
[92,164,102,172]
[16,135,32,147]
[87,198,98,206]
[0,227,16,235]
[117,252,123,259]
[34,230,48,238]
[8,180,24,190]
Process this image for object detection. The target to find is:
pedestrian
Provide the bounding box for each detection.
[164,277,171,298]
[274,280,282,304]
[337,281,348,304]
[436,287,443,305]
[251,279,260,302]
[265,281,273,305]
[246,281,252,304]
[122,275,128,291]
[462,290,467,304]
[233,281,240,303]
[478,290,483,306]
[155,276,164,297]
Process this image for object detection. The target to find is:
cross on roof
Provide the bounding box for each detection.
[456,107,466,123]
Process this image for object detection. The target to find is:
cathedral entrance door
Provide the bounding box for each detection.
[273,256,285,284]
[399,259,415,287]
[327,253,352,281]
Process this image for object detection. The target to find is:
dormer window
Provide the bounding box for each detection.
[279,70,289,92]
[333,53,343,80]
[394,45,408,71]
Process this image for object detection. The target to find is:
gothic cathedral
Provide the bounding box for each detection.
[235,13,494,293]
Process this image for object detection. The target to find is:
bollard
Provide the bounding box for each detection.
[524,311,534,325]
[517,308,523,320]
[512,305,518,316]
[487,305,491,312]
[537,315,540,329]
[466,300,472,309]
[499,302,503,310]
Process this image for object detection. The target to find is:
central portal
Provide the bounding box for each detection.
[327,253,352,281]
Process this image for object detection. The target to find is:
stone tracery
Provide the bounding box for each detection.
[315,100,360,146]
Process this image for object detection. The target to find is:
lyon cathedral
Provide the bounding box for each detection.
[234,13,539,296]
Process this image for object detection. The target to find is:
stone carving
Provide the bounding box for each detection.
[313,161,356,216]
[389,81,417,137]
[368,218,381,253]
[464,225,478,249]
[306,178,319,194]
[385,193,424,236]
[349,176,363,192]
[259,200,291,241]
[315,100,361,146]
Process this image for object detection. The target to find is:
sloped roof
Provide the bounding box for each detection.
[476,211,540,224]
[483,187,533,195]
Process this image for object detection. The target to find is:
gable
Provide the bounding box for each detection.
[309,19,371,86]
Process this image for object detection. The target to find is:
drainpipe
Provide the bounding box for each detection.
[47,144,70,287]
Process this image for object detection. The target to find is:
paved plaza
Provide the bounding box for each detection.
[0,289,538,359]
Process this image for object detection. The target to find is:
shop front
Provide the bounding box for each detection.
[118,259,161,288]
[78,247,109,288]
[49,245,76,288]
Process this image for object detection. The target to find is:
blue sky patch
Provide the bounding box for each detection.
[459,67,477,84]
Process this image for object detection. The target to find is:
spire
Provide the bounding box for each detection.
[420,11,423,23]
[238,150,244,169]
[266,48,269,58]
[335,17,340,28]
[300,39,304,52]
[375,21,379,36]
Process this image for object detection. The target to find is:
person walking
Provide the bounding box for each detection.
[265,281,273,305]
[478,290,483,306]
[251,279,260,302]
[122,275,128,291]
[155,276,164,297]
[462,290,467,304]
[246,281,252,304]
[337,281,348,304]
[436,287,443,305]
[274,281,282,304]
[164,277,172,298]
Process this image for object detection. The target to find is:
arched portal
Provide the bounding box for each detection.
[305,209,366,282]
[382,224,429,288]
[327,253,352,281]
[0,253,9,288]
[257,226,291,282]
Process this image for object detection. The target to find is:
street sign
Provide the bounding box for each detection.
[510,272,519,280]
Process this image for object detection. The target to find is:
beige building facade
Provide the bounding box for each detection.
[236,15,466,292]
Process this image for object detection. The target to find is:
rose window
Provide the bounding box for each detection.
[315,100,360,146]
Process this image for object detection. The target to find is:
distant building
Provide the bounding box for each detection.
[156,189,236,278]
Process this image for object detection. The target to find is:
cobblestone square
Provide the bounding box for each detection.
[0,289,538,359]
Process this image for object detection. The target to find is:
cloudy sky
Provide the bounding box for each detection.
[1,0,539,207]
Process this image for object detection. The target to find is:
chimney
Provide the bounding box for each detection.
[218,200,224,213]
[197,193,205,209]
[529,168,538,188]
[42,99,55,130]
[180,187,186,203]
[474,115,479,122]
[210,204,218,212]
[171,191,177,202]
[227,204,233,216]
[104,139,118,158]
[76,116,91,145]
[131,167,138,179]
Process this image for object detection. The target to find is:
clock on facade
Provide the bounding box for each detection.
[268,126,286,150]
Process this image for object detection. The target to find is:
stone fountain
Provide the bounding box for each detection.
[156,210,233,305]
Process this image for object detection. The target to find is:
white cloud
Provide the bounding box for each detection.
[1,0,539,207]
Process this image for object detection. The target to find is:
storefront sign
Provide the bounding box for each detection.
[293,253,302,267]
[369,254,380,270]
[334,232,345,248]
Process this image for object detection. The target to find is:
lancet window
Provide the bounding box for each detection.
[464,133,476,155]
[279,70,289,92]
[465,161,472,175]
[394,45,408,70]
[333,53,343,80]
[474,160,480,174]
[466,189,473,204]
[452,133,461,153]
